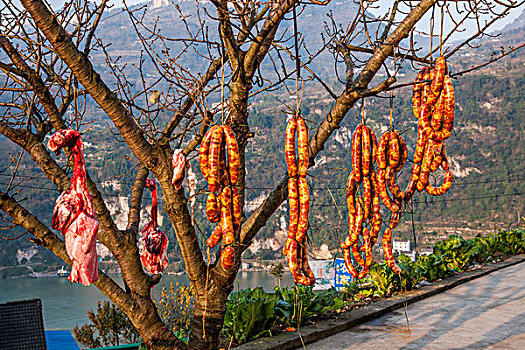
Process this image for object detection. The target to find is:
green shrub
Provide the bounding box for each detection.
[223,286,343,344]
[74,301,140,348]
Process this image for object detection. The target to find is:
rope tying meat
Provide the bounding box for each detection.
[140,179,168,274]
[49,129,99,286]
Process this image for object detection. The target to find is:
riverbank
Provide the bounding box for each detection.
[0,270,292,330]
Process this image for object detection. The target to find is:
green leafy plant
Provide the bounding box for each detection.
[368,263,395,297]
[223,285,344,345]
[223,287,280,344]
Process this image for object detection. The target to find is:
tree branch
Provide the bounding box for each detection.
[0,35,66,131]
[126,166,149,234]
[20,0,159,170]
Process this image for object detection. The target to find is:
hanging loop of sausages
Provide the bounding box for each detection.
[341,123,379,279]
[283,114,315,286]
[406,56,455,203]
[375,130,408,274]
[199,124,241,270]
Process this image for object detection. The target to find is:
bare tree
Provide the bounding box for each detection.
[0,0,521,348]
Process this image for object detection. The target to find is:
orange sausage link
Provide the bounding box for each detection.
[428,128,451,142]
[430,140,443,172]
[363,176,372,220]
[208,127,224,193]
[361,126,372,177]
[431,89,445,131]
[427,57,447,106]
[382,228,402,274]
[351,125,363,182]
[426,170,454,196]
[422,68,433,105]
[387,132,400,168]
[404,163,421,201]
[442,76,455,132]
[342,202,362,249]
[346,174,357,215]
[394,135,407,173]
[386,166,405,200]
[206,192,220,223]
[419,103,433,136]
[287,178,299,241]
[296,177,310,242]
[357,227,373,279]
[417,141,433,191]
[297,116,310,178]
[352,242,365,267]
[301,244,316,286]
[287,240,309,285]
[221,246,235,270]
[285,118,298,178]
[377,132,390,170]
[199,126,217,181]
[370,212,382,247]
[389,206,402,229]
[414,125,428,165]
[219,146,230,186]
[223,125,240,186]
[353,198,364,237]
[340,227,356,249]
[371,172,381,214]
[220,186,234,245]
[343,248,358,278]
[206,223,222,248]
[282,238,293,256]
[377,168,400,212]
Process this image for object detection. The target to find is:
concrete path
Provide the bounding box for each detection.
[304,262,525,350]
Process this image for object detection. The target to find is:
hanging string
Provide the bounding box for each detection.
[439,2,444,56]
[221,52,226,125]
[202,246,211,340]
[389,92,394,131]
[361,99,365,125]
[293,1,301,115]
[430,4,435,61]
[390,45,396,131]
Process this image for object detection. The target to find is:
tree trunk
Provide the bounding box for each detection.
[129,296,185,349]
[188,268,237,349]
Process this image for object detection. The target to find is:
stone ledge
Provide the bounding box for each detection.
[236,254,525,350]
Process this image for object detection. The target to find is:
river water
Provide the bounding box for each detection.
[0,271,294,330]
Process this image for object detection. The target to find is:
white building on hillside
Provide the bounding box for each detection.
[392,240,412,253]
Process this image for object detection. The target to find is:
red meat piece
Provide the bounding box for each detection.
[140,179,168,274]
[49,129,99,286]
